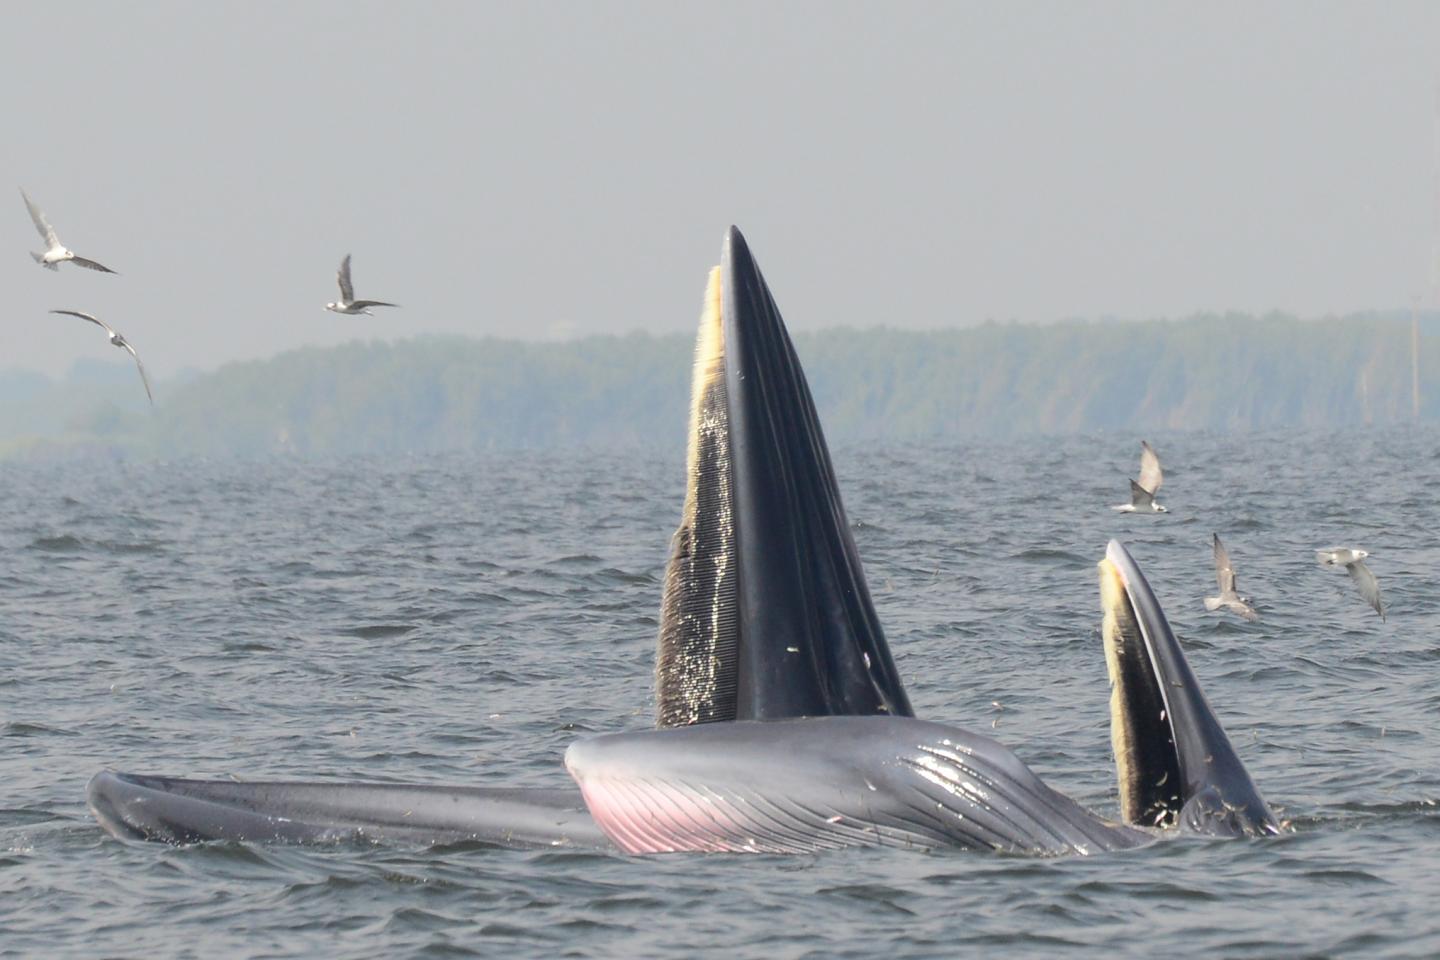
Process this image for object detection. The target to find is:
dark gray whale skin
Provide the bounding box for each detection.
[87,772,611,849]
[87,717,1153,854]
[86,225,1275,853]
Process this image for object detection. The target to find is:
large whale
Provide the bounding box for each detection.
[88,227,1278,853]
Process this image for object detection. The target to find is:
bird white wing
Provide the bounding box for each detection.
[1128,479,1154,509]
[70,255,118,274]
[119,340,154,405]
[50,309,115,337]
[1346,560,1385,622]
[21,189,58,247]
[1212,533,1237,594]
[337,254,355,302]
[1137,441,1163,493]
[1231,599,1260,622]
[349,299,399,309]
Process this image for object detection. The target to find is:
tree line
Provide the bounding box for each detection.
[2,311,1436,459]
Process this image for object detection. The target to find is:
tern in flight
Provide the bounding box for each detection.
[1112,440,1167,513]
[1204,534,1259,621]
[325,254,398,315]
[50,310,153,405]
[1316,547,1385,622]
[21,190,118,274]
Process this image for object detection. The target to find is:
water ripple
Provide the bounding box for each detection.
[2,432,1439,957]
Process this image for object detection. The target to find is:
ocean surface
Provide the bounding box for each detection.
[2,429,1438,959]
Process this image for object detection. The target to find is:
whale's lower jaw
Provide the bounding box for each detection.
[88,715,1156,856]
[86,771,612,850]
[565,716,1150,856]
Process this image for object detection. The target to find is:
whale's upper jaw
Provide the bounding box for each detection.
[1099,540,1279,837]
[654,226,913,727]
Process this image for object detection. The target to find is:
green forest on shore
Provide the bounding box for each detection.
[3,311,1436,460]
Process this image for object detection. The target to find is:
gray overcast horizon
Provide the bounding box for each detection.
[3,1,1438,379]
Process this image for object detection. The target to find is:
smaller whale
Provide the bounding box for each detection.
[1112,441,1166,513]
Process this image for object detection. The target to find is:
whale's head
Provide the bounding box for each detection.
[1098,540,1278,837]
[653,226,912,729]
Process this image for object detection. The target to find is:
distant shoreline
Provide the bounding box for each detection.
[2,311,1436,460]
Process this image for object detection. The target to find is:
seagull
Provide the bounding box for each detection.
[50,310,153,405]
[1316,547,1385,622]
[1204,534,1259,621]
[20,189,118,274]
[324,254,398,315]
[1112,440,1166,512]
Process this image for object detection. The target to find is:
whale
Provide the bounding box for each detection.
[87,226,1278,853]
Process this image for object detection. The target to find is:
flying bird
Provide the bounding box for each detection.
[1316,547,1385,622]
[1204,534,1259,621]
[1112,440,1166,513]
[325,254,398,315]
[20,189,118,274]
[50,310,152,405]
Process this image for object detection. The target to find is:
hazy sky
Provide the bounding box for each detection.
[3,2,1438,378]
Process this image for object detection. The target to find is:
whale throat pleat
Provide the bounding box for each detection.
[655,267,740,727]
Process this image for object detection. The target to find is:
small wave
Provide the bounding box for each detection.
[341,624,418,640]
[27,535,85,553]
[460,559,505,573]
[2,722,77,737]
[818,883,918,916]
[1283,798,1440,836]
[1330,798,1439,817]
[1011,548,1088,564]
[585,895,668,912]
[452,592,514,606]
[1298,868,1391,886]
[1073,879,1221,902]
[312,568,363,580]
[851,519,891,533]
[222,641,279,653]
[0,807,63,827]
[276,560,316,575]
[102,540,167,555]
[591,567,656,586]
[546,554,604,568]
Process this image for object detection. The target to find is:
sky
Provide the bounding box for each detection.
[2,1,1438,379]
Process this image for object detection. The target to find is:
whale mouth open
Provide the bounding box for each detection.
[654,226,912,728]
[85,226,1276,855]
[1099,540,1279,837]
